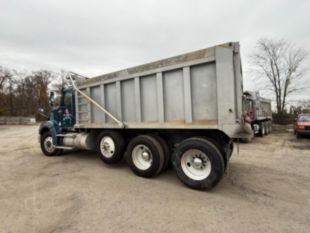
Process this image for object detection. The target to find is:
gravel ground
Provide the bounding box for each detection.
[0,124,309,233]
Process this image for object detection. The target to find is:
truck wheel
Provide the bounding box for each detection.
[40,131,62,156]
[264,122,268,135]
[259,122,265,137]
[97,131,125,164]
[172,137,225,190]
[265,121,269,135]
[152,135,171,172]
[126,135,164,178]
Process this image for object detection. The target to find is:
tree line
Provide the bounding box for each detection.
[0,66,63,119]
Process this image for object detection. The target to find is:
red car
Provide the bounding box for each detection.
[294,114,310,138]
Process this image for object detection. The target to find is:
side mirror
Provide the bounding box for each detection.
[38,108,44,114]
[37,108,48,118]
[49,91,55,106]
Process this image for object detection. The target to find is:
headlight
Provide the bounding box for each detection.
[298,126,305,129]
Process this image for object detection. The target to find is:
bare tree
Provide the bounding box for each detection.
[0,66,13,92]
[250,38,308,115]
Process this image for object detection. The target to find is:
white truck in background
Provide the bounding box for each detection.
[244,91,272,137]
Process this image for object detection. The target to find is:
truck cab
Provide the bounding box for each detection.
[38,88,76,155]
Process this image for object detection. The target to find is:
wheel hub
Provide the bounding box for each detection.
[193,157,203,168]
[44,136,55,153]
[132,144,153,170]
[142,151,150,161]
[100,137,115,158]
[103,142,110,151]
[181,149,212,180]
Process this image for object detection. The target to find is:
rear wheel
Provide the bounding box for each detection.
[97,131,125,164]
[40,131,62,156]
[265,121,270,135]
[126,135,164,178]
[259,122,265,137]
[172,137,225,190]
[152,135,171,172]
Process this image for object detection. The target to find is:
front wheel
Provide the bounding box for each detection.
[172,138,225,190]
[97,131,125,164]
[40,132,62,156]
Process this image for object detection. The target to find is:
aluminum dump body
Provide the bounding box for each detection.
[255,97,272,120]
[75,42,248,138]
[245,91,272,120]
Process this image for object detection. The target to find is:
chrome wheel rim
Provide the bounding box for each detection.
[44,136,56,153]
[100,136,115,158]
[132,144,152,170]
[181,149,211,181]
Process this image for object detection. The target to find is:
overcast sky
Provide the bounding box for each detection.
[0,0,309,100]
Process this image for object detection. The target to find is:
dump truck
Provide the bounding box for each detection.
[38,42,252,190]
[243,91,272,137]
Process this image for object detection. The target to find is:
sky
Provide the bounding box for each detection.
[0,0,309,101]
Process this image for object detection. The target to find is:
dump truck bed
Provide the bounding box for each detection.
[75,42,246,138]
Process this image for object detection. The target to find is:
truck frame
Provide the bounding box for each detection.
[39,42,251,190]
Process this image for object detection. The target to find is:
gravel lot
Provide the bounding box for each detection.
[0,124,309,233]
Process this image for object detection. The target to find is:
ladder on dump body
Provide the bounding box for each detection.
[67,74,124,128]
[76,88,92,124]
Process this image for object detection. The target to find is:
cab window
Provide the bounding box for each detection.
[64,92,72,110]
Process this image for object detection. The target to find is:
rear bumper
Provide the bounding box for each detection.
[223,122,254,139]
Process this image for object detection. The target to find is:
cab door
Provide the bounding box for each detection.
[61,90,75,128]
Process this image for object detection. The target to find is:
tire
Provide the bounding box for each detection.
[259,122,265,137]
[126,135,164,178]
[40,131,62,156]
[265,122,269,135]
[296,133,301,139]
[172,137,225,190]
[97,131,125,164]
[264,122,268,135]
[152,135,171,172]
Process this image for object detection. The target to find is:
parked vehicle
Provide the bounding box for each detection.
[294,114,310,138]
[243,91,272,137]
[38,42,252,190]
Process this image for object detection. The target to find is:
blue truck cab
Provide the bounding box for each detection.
[38,87,76,155]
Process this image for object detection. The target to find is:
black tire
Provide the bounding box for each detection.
[126,135,164,178]
[97,131,125,164]
[296,133,301,139]
[265,122,269,135]
[264,122,268,135]
[228,141,234,159]
[259,122,265,137]
[267,121,271,134]
[152,135,171,172]
[172,137,225,190]
[40,131,63,156]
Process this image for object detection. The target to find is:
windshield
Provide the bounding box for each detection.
[298,115,310,122]
[50,90,61,108]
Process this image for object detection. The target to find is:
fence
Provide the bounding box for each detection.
[0,117,36,125]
